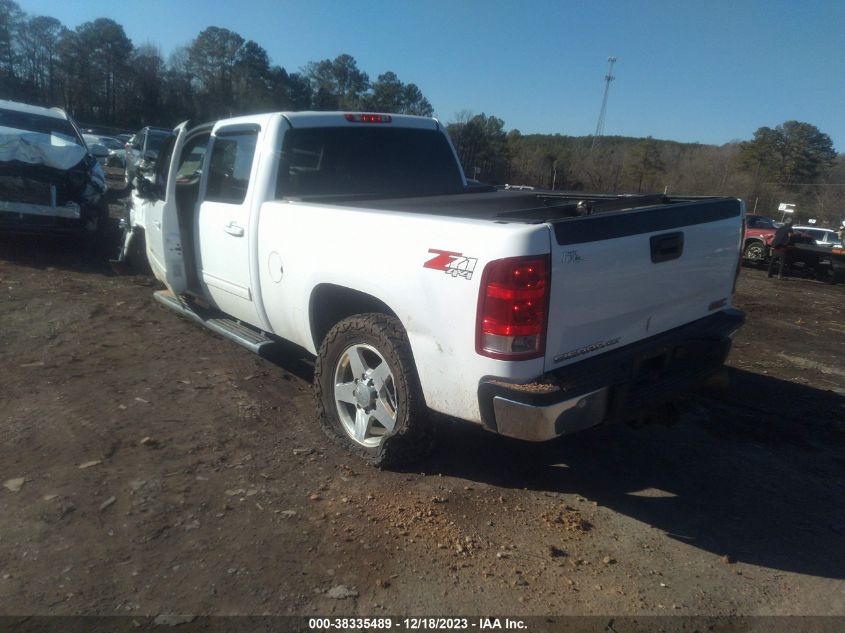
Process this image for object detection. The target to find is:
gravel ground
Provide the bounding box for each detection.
[1,231,843,619]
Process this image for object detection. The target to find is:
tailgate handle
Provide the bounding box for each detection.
[650,232,684,263]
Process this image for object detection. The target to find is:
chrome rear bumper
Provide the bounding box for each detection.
[492,387,610,442]
[478,309,745,442]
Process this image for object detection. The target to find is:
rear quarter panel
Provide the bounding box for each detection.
[256,201,551,422]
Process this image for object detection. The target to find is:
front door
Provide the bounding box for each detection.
[141,125,188,294]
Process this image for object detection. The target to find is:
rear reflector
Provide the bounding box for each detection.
[476,255,550,360]
[344,113,392,123]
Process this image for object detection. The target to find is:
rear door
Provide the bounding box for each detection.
[144,122,188,294]
[196,124,261,325]
[543,199,743,372]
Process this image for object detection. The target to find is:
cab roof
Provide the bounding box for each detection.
[281,111,440,130]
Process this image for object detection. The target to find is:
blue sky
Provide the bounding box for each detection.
[17,0,845,149]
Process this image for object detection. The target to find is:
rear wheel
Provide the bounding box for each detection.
[314,314,433,467]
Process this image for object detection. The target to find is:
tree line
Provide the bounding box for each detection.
[449,115,842,226]
[0,0,432,128]
[1,0,840,226]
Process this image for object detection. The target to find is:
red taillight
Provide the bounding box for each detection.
[344,113,392,123]
[476,255,550,359]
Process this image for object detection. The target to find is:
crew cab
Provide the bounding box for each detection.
[123,111,745,466]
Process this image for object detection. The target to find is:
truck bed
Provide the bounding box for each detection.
[309,189,738,230]
[315,188,745,373]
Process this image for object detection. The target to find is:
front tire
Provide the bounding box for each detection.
[314,314,433,468]
[743,240,766,265]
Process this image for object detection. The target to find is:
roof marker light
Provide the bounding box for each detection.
[344,113,392,123]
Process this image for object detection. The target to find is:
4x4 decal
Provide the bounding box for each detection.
[423,249,478,280]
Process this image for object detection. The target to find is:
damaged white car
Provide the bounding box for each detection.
[0,99,108,239]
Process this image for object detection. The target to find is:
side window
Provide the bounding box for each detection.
[175,134,209,185]
[152,134,176,197]
[205,129,258,204]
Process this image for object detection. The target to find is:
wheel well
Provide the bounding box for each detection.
[744,238,764,248]
[309,284,398,350]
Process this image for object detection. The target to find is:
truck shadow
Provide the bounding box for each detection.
[420,368,845,580]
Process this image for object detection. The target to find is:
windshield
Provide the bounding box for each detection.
[276,126,464,198]
[0,108,82,146]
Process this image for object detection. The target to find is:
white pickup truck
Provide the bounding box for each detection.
[123,111,745,466]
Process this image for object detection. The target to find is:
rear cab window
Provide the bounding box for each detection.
[206,127,258,204]
[275,126,464,199]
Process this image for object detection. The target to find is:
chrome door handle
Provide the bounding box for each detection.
[224,221,244,237]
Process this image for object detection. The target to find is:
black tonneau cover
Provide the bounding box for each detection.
[309,189,667,221]
[306,189,741,241]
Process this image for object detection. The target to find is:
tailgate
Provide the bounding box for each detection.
[544,198,743,372]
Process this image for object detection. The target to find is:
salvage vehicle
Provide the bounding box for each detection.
[0,99,108,237]
[82,133,127,191]
[792,226,843,248]
[124,126,172,187]
[742,213,778,263]
[781,240,845,283]
[122,111,746,466]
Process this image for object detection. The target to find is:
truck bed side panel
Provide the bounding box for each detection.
[255,201,550,423]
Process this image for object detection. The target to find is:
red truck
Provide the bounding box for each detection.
[742,214,778,263]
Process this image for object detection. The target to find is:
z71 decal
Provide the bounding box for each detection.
[423,249,478,280]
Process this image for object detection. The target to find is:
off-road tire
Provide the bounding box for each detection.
[314,313,434,468]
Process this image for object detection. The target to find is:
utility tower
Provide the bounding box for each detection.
[591,56,617,150]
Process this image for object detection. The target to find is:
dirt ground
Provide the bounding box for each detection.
[1,228,844,619]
